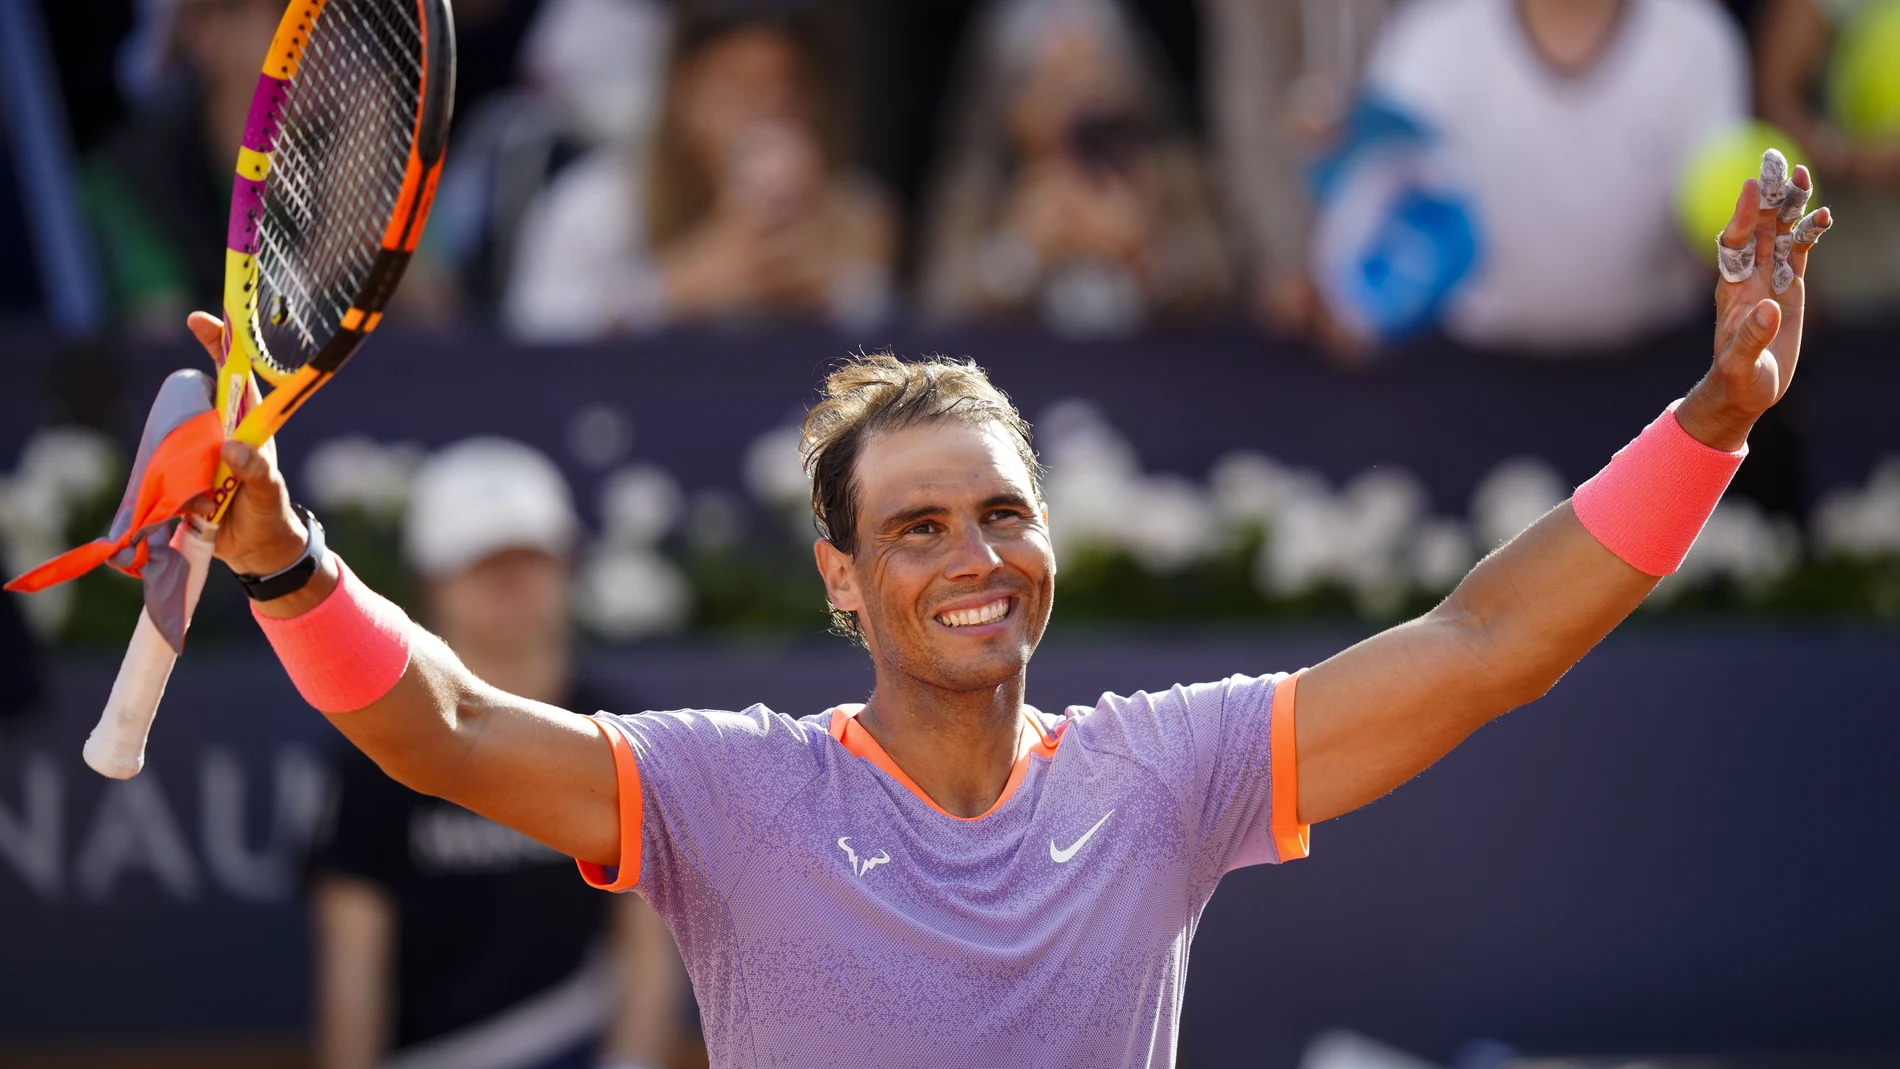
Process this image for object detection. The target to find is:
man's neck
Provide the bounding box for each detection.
[856,672,1027,819]
[1517,0,1626,76]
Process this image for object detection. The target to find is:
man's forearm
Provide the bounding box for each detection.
[324,628,491,799]
[256,553,623,865]
[1434,501,1658,715]
[317,625,624,866]
[1297,388,1753,824]
[1295,502,1656,824]
[253,552,482,797]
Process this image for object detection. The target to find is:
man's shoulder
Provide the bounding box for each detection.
[600,702,832,737]
[595,703,840,774]
[597,706,847,829]
[1063,674,1285,750]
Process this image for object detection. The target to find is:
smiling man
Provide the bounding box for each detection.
[193,165,1828,1068]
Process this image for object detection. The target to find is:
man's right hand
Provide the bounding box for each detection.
[182,312,336,613]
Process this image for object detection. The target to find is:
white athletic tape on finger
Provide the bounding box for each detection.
[1777,181,1811,226]
[1716,234,1755,283]
[1771,233,1795,294]
[1758,149,1790,210]
[1793,209,1829,246]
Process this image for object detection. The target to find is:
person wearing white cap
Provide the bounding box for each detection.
[304,438,690,1069]
[401,437,583,706]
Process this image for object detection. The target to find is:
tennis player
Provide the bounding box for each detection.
[194,168,1827,1067]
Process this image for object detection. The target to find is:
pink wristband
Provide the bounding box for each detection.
[1572,400,1747,576]
[253,556,413,712]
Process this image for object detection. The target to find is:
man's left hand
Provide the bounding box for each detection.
[1677,161,1832,452]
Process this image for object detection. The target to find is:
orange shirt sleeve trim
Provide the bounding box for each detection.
[1268,671,1312,862]
[575,715,643,892]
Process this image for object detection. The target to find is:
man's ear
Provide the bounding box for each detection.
[813,538,862,612]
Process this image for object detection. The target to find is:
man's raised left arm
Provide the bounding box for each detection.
[1292,161,1831,825]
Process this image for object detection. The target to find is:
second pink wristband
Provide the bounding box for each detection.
[1572,400,1747,577]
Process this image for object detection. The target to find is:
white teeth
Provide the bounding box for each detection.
[937,598,1010,627]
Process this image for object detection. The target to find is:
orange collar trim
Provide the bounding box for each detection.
[827,704,1059,822]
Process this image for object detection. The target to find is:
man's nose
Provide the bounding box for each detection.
[942,518,1004,579]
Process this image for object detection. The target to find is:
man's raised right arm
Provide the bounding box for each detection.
[202,406,621,867]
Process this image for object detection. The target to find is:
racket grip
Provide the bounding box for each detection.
[83,522,217,779]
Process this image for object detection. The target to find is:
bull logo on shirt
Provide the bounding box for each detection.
[836,837,890,877]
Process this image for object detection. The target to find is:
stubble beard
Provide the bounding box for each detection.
[866,602,1038,698]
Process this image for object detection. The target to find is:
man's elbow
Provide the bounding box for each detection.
[1427,604,1571,719]
[347,704,482,804]
[1491,668,1565,714]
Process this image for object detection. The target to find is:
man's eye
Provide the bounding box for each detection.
[908,522,938,536]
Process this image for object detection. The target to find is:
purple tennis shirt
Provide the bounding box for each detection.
[577,671,1309,1068]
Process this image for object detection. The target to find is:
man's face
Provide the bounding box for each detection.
[817,420,1055,693]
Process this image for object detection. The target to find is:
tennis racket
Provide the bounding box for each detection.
[85,0,456,778]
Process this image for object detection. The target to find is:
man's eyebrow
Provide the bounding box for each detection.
[981,492,1035,511]
[878,503,946,532]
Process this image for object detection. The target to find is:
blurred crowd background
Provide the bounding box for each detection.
[2,1,1899,1068]
[8,0,1900,345]
[2,0,1899,647]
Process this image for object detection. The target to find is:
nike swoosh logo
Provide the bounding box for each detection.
[1050,810,1114,864]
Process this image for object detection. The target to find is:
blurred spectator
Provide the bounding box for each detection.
[429,0,672,309]
[452,0,558,122]
[1357,0,1747,352]
[81,0,280,333]
[1202,0,1399,347]
[917,0,1232,338]
[1755,0,1900,316]
[505,6,896,340]
[306,439,690,1069]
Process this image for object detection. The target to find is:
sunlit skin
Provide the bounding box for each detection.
[814,421,1056,817]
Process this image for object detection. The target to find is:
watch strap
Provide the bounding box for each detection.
[237,505,327,601]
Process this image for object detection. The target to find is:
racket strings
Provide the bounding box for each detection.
[254,0,425,372]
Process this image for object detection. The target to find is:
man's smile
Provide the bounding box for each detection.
[933,595,1015,629]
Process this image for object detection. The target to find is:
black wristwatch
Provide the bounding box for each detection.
[237,504,327,602]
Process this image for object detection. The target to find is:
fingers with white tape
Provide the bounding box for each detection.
[1771,233,1796,294]
[1757,148,1790,211]
[1716,236,1756,283]
[1776,178,1811,226]
[1719,148,1820,288]
[1792,209,1830,246]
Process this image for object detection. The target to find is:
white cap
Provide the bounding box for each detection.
[404,437,580,578]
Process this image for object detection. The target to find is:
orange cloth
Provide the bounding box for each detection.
[5,410,223,593]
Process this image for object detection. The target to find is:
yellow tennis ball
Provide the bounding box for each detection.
[1829,0,1900,142]
[1675,122,1814,265]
